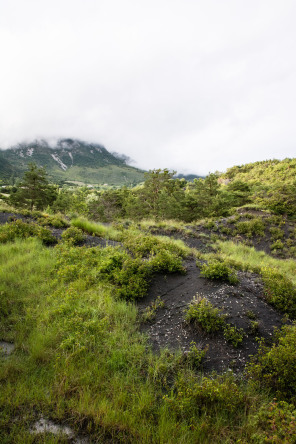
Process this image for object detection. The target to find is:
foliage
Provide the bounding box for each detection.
[149,249,186,274]
[164,373,245,421]
[200,260,239,284]
[37,213,70,228]
[61,226,85,245]
[71,217,120,240]
[235,218,266,237]
[223,324,245,347]
[9,163,57,210]
[216,240,296,284]
[141,296,165,323]
[185,296,245,347]
[55,243,151,301]
[251,400,296,443]
[261,268,296,318]
[0,219,56,245]
[185,296,226,332]
[247,324,296,402]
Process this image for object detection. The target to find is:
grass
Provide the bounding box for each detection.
[71,216,121,240]
[0,237,287,443]
[216,240,296,285]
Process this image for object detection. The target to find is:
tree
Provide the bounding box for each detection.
[9,163,57,210]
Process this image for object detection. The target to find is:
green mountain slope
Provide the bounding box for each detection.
[222,158,296,185]
[0,138,145,186]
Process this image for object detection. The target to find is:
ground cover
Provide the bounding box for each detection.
[1,211,296,442]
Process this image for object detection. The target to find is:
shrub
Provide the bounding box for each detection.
[164,374,245,420]
[184,341,208,369]
[247,324,296,402]
[38,214,69,228]
[0,220,56,245]
[200,260,239,285]
[141,296,165,323]
[261,267,296,318]
[251,400,296,443]
[61,226,85,245]
[149,250,186,274]
[55,244,151,301]
[223,324,244,347]
[271,239,284,251]
[269,226,284,240]
[235,218,266,237]
[185,296,226,333]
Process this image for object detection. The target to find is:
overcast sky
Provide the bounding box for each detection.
[0,0,295,175]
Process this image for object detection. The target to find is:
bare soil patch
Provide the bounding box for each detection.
[139,259,284,373]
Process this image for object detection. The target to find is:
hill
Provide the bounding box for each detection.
[0,138,145,186]
[222,158,296,185]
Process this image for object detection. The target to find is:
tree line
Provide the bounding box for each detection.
[2,163,296,221]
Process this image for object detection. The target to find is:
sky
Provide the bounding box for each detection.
[0,0,296,175]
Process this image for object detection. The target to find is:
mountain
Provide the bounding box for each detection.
[174,173,204,181]
[0,139,145,186]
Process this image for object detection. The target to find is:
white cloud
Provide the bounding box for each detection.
[0,0,295,174]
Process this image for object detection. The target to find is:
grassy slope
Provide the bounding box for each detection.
[0,236,280,443]
[222,158,296,185]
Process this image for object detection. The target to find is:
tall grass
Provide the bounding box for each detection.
[0,238,289,443]
[71,216,121,240]
[216,240,296,285]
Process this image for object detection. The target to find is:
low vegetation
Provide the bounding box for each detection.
[1,160,296,442]
[185,295,245,347]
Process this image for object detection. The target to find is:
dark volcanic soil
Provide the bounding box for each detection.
[138,259,284,373]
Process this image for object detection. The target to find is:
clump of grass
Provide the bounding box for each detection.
[216,240,296,285]
[141,296,165,323]
[71,217,121,240]
[139,218,186,233]
[223,324,245,347]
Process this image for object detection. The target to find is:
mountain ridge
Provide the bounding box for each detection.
[0,138,145,186]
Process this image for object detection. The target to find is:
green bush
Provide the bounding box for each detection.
[247,324,296,402]
[251,400,296,443]
[235,218,266,237]
[269,226,284,240]
[185,296,226,333]
[61,226,85,245]
[55,244,151,301]
[200,260,239,284]
[0,220,56,245]
[270,239,284,250]
[164,374,245,420]
[223,324,244,347]
[261,267,296,318]
[38,214,69,228]
[149,250,185,274]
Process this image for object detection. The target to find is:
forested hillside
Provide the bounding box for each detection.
[0,158,296,443]
[0,138,145,186]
